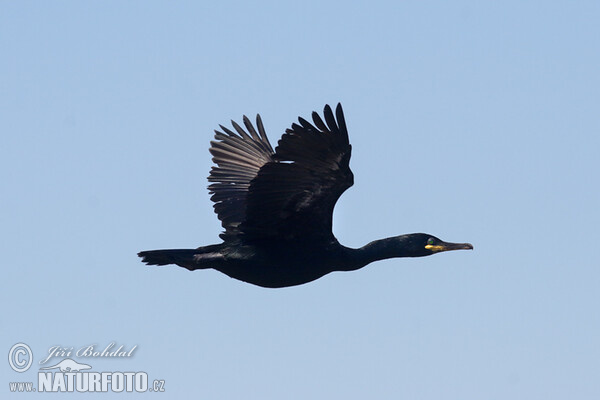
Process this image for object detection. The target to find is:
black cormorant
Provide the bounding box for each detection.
[138,104,473,288]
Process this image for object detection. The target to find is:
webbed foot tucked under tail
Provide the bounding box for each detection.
[138,246,223,271]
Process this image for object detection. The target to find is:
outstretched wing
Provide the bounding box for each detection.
[241,103,353,242]
[208,114,275,239]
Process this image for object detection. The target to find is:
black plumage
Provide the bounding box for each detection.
[138,104,472,288]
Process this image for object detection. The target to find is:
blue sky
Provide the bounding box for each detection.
[2,1,599,398]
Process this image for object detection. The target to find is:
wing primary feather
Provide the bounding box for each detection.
[298,117,316,131]
[323,104,337,133]
[335,103,348,140]
[243,115,261,141]
[256,115,272,150]
[218,125,238,137]
[231,120,252,140]
[311,111,328,132]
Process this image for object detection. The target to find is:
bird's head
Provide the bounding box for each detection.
[402,233,474,257]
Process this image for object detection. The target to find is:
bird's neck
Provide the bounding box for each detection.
[340,235,414,271]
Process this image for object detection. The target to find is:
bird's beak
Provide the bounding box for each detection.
[425,241,474,252]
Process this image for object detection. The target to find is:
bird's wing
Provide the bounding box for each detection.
[240,103,353,242]
[208,114,275,239]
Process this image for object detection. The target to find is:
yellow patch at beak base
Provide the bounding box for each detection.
[425,244,446,252]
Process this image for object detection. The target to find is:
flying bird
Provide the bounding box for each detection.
[138,104,472,288]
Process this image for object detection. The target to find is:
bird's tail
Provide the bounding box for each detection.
[138,246,222,271]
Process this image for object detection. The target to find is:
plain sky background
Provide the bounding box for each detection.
[2,1,599,398]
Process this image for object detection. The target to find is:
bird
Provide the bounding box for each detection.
[138,104,473,288]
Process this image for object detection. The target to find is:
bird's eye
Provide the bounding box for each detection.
[427,238,435,245]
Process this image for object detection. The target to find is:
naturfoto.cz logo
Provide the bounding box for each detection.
[8,342,165,393]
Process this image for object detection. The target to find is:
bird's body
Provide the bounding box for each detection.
[139,104,472,288]
[196,238,348,288]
